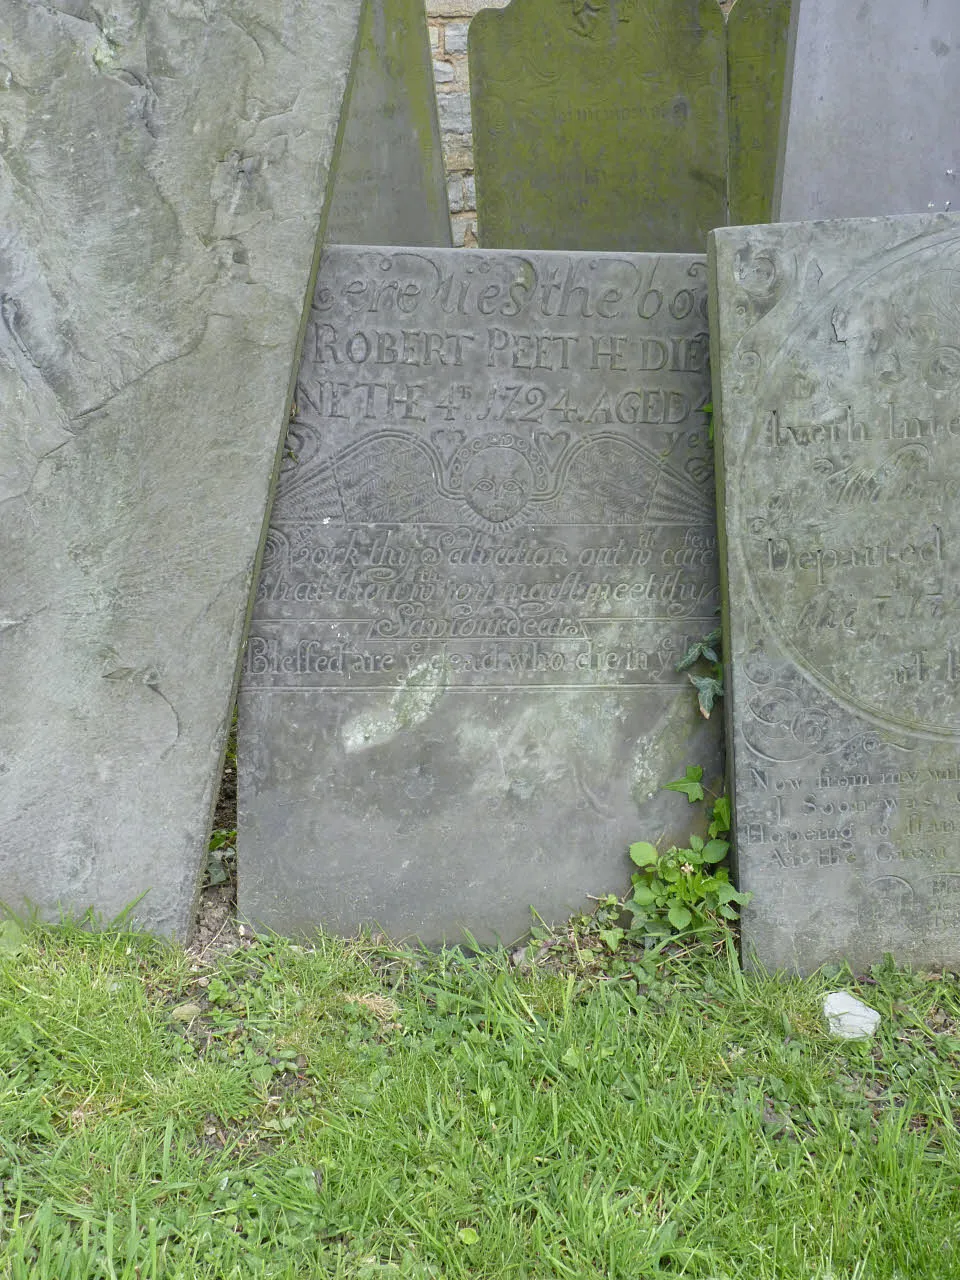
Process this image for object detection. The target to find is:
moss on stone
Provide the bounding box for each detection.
[726,0,791,226]
[469,0,727,252]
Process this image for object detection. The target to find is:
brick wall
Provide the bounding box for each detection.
[426,0,510,247]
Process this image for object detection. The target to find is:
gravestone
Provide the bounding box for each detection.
[776,0,960,221]
[0,0,362,938]
[239,246,721,944]
[325,0,451,246]
[469,0,727,252]
[710,211,960,974]
[727,0,792,226]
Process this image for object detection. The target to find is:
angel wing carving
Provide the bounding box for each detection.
[538,432,710,525]
[273,431,444,523]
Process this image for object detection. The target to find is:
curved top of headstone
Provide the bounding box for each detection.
[469,0,727,252]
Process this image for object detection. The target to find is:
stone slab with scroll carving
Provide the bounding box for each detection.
[776,0,960,221]
[469,0,726,253]
[239,246,721,944]
[325,0,451,247]
[710,212,960,974]
[727,0,792,227]
[0,0,361,937]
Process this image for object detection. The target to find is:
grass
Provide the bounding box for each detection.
[0,920,959,1278]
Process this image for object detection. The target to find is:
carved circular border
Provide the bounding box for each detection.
[736,233,960,742]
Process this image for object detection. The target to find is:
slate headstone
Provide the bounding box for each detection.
[776,0,960,221]
[469,0,727,252]
[710,212,960,974]
[0,0,362,937]
[326,0,451,246]
[240,245,721,944]
[727,0,792,226]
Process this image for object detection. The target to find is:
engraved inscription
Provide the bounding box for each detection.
[739,237,960,737]
[247,248,717,691]
[715,215,960,972]
[239,243,723,947]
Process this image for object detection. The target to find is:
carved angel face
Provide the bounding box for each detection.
[462,447,533,524]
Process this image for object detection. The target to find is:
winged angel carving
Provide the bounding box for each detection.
[272,426,708,531]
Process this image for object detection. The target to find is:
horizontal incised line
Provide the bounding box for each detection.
[250,616,719,627]
[242,683,687,692]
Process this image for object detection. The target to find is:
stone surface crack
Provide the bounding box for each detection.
[35,439,73,461]
[39,2,104,34]
[103,665,182,756]
[106,66,159,137]
[2,295,43,373]
[220,12,268,64]
[146,677,183,758]
[70,327,208,425]
[0,605,49,634]
[0,435,75,509]
[248,89,303,127]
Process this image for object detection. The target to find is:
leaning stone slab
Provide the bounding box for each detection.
[776,0,960,220]
[0,0,362,937]
[325,0,451,246]
[239,246,721,944]
[727,0,792,226]
[710,212,960,974]
[469,0,726,252]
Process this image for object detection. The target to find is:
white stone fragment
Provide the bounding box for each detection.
[823,992,881,1039]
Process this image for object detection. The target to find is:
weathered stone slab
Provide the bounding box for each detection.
[326,0,451,246]
[239,246,721,944]
[776,0,960,221]
[710,212,960,974]
[0,0,362,937]
[469,0,727,252]
[727,0,792,226]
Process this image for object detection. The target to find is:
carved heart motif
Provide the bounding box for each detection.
[532,428,571,470]
[431,428,467,464]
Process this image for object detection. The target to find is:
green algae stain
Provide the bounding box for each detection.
[469,0,727,252]
[726,0,792,226]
